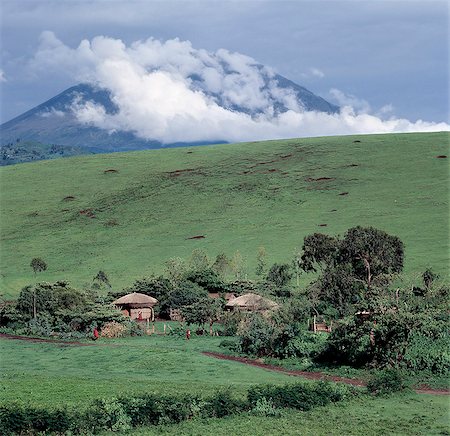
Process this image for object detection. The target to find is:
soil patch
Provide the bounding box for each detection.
[202,352,450,395]
[346,164,359,167]
[306,177,335,182]
[167,168,197,177]
[104,169,119,173]
[330,209,337,212]
[187,235,206,240]
[436,155,447,159]
[79,208,96,218]
[353,140,361,143]
[63,196,75,201]
[318,224,328,227]
[339,192,349,196]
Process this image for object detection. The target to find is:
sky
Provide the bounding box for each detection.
[0,0,448,140]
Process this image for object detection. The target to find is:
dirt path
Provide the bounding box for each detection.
[202,351,450,396]
[0,333,97,346]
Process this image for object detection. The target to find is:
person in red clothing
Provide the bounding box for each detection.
[93,327,99,341]
[186,328,191,340]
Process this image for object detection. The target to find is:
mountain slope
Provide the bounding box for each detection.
[0,132,448,298]
[0,74,339,157]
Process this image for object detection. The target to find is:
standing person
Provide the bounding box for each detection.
[93,326,99,341]
[186,328,191,341]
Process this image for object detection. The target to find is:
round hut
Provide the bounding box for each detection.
[225,293,278,313]
[113,292,158,321]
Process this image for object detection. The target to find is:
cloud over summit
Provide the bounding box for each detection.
[30,33,449,144]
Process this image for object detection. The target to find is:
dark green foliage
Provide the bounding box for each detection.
[92,270,111,289]
[367,369,408,396]
[248,381,352,411]
[339,226,404,289]
[300,233,339,272]
[266,263,293,288]
[181,298,223,332]
[0,403,72,435]
[211,253,231,278]
[301,227,405,316]
[185,268,227,293]
[167,281,208,310]
[85,398,132,432]
[422,268,439,289]
[16,281,87,320]
[321,286,450,373]
[221,311,242,336]
[205,389,247,418]
[272,325,327,359]
[30,257,47,275]
[238,314,277,357]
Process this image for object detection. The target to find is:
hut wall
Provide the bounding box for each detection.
[130,308,153,320]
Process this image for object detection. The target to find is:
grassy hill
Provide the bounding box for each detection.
[0,131,448,299]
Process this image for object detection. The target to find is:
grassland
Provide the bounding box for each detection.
[1,334,448,435]
[0,132,448,298]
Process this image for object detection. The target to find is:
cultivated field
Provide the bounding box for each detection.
[0,131,448,298]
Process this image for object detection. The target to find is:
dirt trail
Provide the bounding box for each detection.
[0,333,97,346]
[202,351,450,395]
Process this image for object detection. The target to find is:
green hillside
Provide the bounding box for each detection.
[0,132,448,299]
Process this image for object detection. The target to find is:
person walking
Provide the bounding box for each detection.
[93,326,99,341]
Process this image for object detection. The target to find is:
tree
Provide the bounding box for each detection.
[93,270,111,289]
[211,253,231,278]
[266,263,293,288]
[255,246,267,278]
[30,257,48,319]
[231,250,246,280]
[181,298,223,335]
[30,258,47,276]
[300,226,404,317]
[299,233,339,273]
[185,268,226,293]
[164,257,187,286]
[339,226,403,291]
[189,249,210,272]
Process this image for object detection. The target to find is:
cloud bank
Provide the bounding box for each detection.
[30,33,449,144]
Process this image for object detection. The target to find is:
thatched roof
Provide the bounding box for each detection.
[225,293,278,311]
[113,292,158,308]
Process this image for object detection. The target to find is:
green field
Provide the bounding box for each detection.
[0,335,448,435]
[1,132,448,298]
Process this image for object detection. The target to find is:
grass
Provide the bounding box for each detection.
[0,132,448,299]
[130,394,450,436]
[1,335,448,435]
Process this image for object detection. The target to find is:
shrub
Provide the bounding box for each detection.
[367,369,408,396]
[249,397,282,417]
[248,381,352,411]
[100,321,127,338]
[238,313,276,357]
[205,389,246,418]
[86,398,132,432]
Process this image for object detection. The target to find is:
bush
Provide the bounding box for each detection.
[86,398,132,432]
[248,381,352,411]
[367,369,408,396]
[100,321,127,338]
[238,313,276,357]
[205,389,246,418]
[249,397,282,417]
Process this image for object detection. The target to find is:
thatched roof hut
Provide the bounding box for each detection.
[225,293,278,312]
[113,292,158,308]
[113,292,158,321]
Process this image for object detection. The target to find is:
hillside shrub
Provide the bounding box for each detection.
[100,321,127,338]
[238,313,276,357]
[205,389,246,418]
[0,380,352,434]
[249,397,282,417]
[247,381,352,411]
[367,369,408,396]
[86,398,132,433]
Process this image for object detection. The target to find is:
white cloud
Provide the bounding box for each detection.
[0,69,6,82]
[29,33,449,144]
[310,67,325,78]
